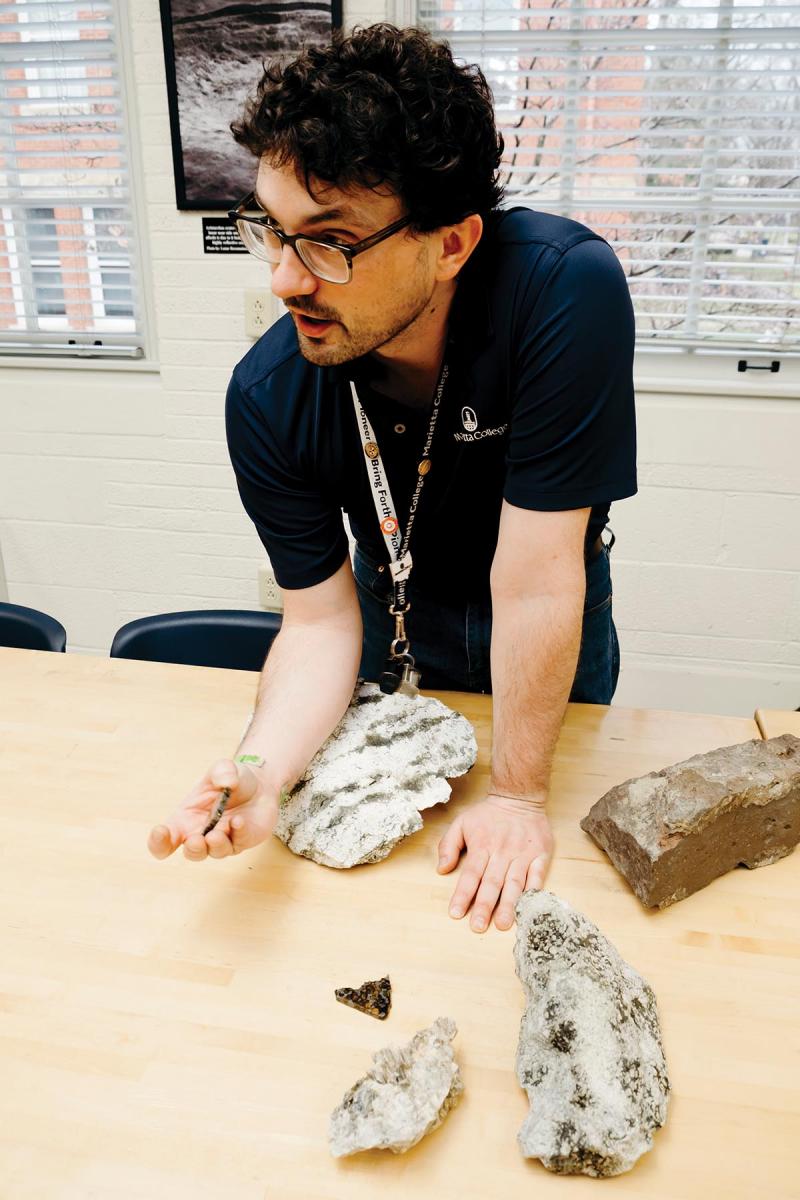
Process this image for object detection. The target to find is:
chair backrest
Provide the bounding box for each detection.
[109,609,282,671]
[0,602,67,652]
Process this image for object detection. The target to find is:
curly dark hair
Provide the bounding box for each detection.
[231,23,504,230]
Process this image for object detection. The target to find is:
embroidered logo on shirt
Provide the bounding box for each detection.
[461,406,478,432]
[453,422,509,444]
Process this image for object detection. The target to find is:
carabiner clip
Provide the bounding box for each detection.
[388,608,406,657]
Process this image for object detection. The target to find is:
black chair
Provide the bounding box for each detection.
[109,609,282,671]
[0,601,67,652]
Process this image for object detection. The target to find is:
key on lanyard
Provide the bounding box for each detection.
[396,658,422,697]
[379,650,421,697]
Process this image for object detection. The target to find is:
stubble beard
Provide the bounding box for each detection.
[292,249,435,367]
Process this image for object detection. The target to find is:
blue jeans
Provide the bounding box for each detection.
[353,534,620,703]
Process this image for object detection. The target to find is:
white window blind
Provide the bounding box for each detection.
[0,0,144,358]
[416,0,799,355]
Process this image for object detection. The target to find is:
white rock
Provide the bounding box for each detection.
[275,681,477,868]
[514,890,670,1177]
[329,1017,463,1157]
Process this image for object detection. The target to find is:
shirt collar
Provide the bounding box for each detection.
[446,240,494,354]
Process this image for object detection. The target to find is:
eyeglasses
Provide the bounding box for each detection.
[228,192,413,285]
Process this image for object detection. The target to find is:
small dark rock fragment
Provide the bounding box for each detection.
[335,976,392,1020]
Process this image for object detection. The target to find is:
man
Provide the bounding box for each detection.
[148,24,636,933]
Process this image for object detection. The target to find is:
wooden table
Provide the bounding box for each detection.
[755,708,800,740]
[1,648,798,1200]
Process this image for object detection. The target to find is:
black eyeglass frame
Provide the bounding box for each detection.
[228,191,414,284]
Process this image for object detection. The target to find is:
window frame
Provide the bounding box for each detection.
[399,0,799,400]
[0,0,157,368]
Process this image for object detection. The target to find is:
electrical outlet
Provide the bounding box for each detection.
[245,289,273,340]
[258,564,283,612]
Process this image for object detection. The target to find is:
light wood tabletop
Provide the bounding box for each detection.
[1,647,798,1200]
[755,708,800,740]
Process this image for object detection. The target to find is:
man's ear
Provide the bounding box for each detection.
[436,213,484,282]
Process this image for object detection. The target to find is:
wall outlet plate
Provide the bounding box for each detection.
[245,289,273,340]
[258,564,283,612]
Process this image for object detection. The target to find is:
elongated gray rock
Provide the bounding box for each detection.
[275,681,477,868]
[580,734,800,908]
[515,890,669,1177]
[329,1017,463,1157]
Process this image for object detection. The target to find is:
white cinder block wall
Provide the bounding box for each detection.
[611,396,799,715]
[0,0,798,718]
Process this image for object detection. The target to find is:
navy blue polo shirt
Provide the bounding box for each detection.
[226,206,637,600]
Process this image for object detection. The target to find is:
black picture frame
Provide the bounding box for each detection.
[159,0,343,211]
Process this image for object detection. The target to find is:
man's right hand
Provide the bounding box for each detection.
[147,758,280,862]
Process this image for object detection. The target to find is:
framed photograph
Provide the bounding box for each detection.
[160,0,343,211]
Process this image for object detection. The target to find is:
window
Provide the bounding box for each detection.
[416,0,799,357]
[27,207,66,315]
[0,0,145,359]
[86,205,135,319]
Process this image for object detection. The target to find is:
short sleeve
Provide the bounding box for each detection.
[503,237,637,511]
[225,372,350,590]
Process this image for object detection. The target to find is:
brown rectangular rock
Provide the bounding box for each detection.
[580,734,800,908]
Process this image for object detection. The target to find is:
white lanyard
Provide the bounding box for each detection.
[350,362,448,608]
[350,390,408,576]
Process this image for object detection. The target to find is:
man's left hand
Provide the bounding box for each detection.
[436,794,554,932]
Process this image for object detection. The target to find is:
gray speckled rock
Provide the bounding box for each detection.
[515,890,669,1177]
[581,734,800,908]
[329,1017,463,1157]
[275,681,477,868]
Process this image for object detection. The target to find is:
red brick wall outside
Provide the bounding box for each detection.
[0,15,122,333]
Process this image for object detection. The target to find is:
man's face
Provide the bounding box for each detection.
[254,159,438,367]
